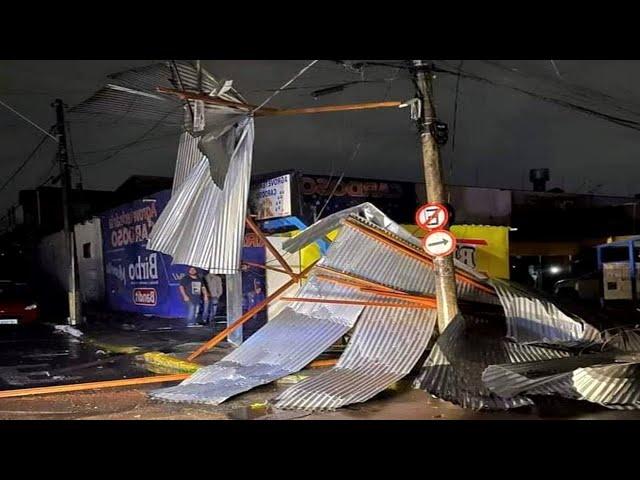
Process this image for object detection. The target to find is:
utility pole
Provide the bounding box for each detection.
[53,99,80,326]
[412,60,459,332]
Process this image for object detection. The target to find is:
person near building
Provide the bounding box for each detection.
[204,273,223,325]
[179,267,209,326]
[246,278,266,309]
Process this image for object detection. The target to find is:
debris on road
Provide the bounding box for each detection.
[53,325,84,338]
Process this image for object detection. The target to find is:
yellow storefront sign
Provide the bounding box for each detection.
[298,224,510,280]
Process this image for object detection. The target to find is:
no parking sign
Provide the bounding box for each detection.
[415,202,450,231]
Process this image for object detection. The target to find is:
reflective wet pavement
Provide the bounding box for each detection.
[0,324,140,389]
[0,322,216,391]
[3,322,640,420]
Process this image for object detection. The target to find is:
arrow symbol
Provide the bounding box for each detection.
[428,238,449,248]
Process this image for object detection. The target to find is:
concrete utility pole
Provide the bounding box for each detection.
[412,60,459,332]
[53,99,80,326]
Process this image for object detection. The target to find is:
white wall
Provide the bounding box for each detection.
[37,217,105,304]
[74,218,105,303]
[265,236,302,320]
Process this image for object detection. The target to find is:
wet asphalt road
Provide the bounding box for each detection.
[0,323,149,390]
[3,321,640,419]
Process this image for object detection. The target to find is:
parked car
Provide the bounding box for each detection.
[553,271,600,301]
[0,280,39,326]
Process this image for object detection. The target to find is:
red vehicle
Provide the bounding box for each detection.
[0,281,39,326]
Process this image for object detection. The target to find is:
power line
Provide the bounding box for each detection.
[476,60,640,122]
[0,135,49,195]
[313,67,401,220]
[449,60,464,185]
[76,109,180,168]
[75,131,180,155]
[251,60,319,114]
[65,120,83,188]
[433,63,640,133]
[0,98,59,142]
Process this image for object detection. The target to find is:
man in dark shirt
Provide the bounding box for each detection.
[179,267,209,326]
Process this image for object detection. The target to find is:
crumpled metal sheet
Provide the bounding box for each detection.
[273,306,437,411]
[147,118,254,273]
[413,314,571,410]
[71,61,246,128]
[283,202,489,283]
[197,121,239,188]
[481,353,616,399]
[491,278,601,345]
[283,203,420,254]
[604,328,640,352]
[321,218,498,305]
[172,132,202,194]
[482,352,640,409]
[149,275,365,405]
[70,85,185,125]
[573,361,640,409]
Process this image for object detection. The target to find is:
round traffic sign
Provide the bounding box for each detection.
[415,202,449,231]
[422,230,457,257]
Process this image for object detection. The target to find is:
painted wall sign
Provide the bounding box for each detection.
[301,174,417,223]
[240,233,267,338]
[101,190,209,318]
[249,173,293,220]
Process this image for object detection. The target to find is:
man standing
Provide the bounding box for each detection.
[204,273,223,325]
[179,267,209,326]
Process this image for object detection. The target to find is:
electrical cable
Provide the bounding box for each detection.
[76,106,181,168]
[476,60,640,122]
[450,60,464,180]
[313,67,401,221]
[433,63,640,133]
[251,60,319,114]
[0,98,58,142]
[0,134,50,195]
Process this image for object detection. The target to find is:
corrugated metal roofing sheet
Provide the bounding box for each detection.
[321,219,498,305]
[413,314,571,410]
[283,203,420,253]
[172,132,202,194]
[149,274,365,405]
[604,328,640,352]
[491,278,601,345]
[147,119,254,273]
[481,354,616,399]
[481,349,640,409]
[273,305,437,411]
[71,61,246,127]
[573,361,640,409]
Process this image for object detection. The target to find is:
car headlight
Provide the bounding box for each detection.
[24,304,38,310]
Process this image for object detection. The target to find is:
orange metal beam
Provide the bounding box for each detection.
[156,87,278,112]
[280,297,435,309]
[343,218,497,296]
[307,358,339,368]
[245,216,296,278]
[187,260,319,361]
[156,87,401,118]
[314,267,403,294]
[263,101,402,117]
[0,374,189,400]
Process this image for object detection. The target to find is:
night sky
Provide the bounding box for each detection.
[2,59,640,214]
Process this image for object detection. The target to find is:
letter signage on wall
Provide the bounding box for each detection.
[100,190,210,318]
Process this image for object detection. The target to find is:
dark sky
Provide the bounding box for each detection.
[2,59,640,214]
